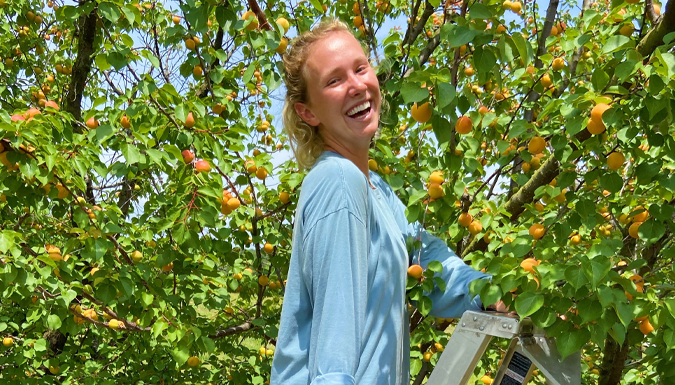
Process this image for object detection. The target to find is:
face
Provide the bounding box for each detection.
[295,31,381,153]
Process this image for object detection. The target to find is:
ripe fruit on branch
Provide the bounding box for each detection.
[529,224,545,239]
[591,103,610,124]
[606,152,625,171]
[3,336,13,347]
[639,319,654,335]
[185,38,196,50]
[242,10,259,30]
[276,17,290,34]
[368,159,378,171]
[182,150,195,164]
[630,206,649,222]
[279,191,290,204]
[455,116,472,134]
[429,171,444,185]
[552,57,565,71]
[120,115,131,128]
[258,275,269,286]
[629,221,641,239]
[86,117,99,129]
[411,102,432,123]
[275,37,288,53]
[263,242,274,253]
[195,160,210,173]
[587,118,605,135]
[187,356,200,367]
[193,65,203,78]
[520,258,540,273]
[528,136,545,154]
[130,250,142,263]
[428,183,444,199]
[468,220,482,235]
[162,262,174,272]
[541,74,552,88]
[245,159,257,173]
[256,166,268,180]
[625,274,644,300]
[184,112,195,128]
[458,212,473,227]
[464,66,474,76]
[108,319,122,329]
[407,264,423,279]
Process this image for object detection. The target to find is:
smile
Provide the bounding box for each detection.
[346,101,372,119]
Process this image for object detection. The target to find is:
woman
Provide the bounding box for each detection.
[271,19,497,385]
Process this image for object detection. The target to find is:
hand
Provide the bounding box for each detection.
[486,300,517,315]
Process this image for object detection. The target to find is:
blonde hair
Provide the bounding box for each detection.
[282,19,368,171]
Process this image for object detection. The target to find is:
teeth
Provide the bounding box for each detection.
[347,101,371,117]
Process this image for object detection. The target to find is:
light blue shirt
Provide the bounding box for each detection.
[271,151,487,385]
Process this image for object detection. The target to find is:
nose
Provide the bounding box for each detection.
[347,71,367,97]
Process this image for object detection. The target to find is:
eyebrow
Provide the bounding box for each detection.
[320,57,369,83]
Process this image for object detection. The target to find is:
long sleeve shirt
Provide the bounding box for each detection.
[271,151,488,385]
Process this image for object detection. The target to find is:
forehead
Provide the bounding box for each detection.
[304,31,368,78]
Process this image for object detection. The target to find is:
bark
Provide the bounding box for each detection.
[637,0,675,57]
[598,336,630,385]
[209,322,257,338]
[64,0,99,122]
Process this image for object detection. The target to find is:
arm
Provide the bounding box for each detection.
[407,221,489,319]
[302,208,369,385]
[371,174,488,318]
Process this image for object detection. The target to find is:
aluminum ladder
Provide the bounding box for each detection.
[426,310,581,385]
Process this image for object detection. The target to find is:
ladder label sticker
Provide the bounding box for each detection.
[500,351,532,385]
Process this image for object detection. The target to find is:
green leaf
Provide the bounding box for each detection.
[467,3,492,20]
[615,60,641,83]
[565,266,588,289]
[578,299,602,324]
[515,292,544,318]
[426,261,442,273]
[582,256,611,288]
[0,231,16,253]
[141,50,161,69]
[474,47,496,76]
[47,314,62,330]
[511,33,533,66]
[440,24,477,48]
[591,68,609,91]
[122,143,141,165]
[418,296,432,316]
[531,307,557,328]
[436,83,456,109]
[638,220,666,243]
[171,341,190,366]
[95,54,110,71]
[480,283,503,306]
[400,82,429,104]
[309,0,324,12]
[408,189,428,206]
[431,116,452,148]
[599,172,623,194]
[602,35,634,54]
[99,2,121,22]
[556,328,590,359]
[656,51,675,80]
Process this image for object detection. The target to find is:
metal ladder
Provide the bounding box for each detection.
[426,310,581,385]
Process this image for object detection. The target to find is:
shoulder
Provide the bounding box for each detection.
[298,152,370,229]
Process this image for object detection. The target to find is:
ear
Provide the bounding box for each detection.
[294,102,321,127]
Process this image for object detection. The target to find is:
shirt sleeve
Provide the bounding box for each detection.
[373,175,488,319]
[406,221,489,319]
[302,208,369,385]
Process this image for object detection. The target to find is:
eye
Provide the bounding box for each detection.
[356,66,368,73]
[327,78,339,86]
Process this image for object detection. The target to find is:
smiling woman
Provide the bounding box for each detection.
[281,19,376,173]
[272,19,492,385]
